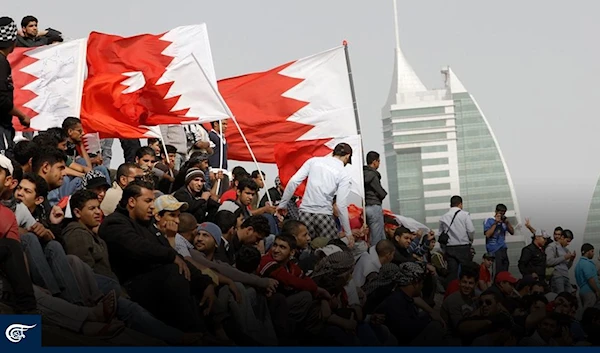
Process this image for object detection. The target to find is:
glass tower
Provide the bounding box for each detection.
[584,177,600,245]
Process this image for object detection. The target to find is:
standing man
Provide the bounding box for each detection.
[208,120,228,195]
[438,195,475,282]
[575,243,600,310]
[363,151,387,245]
[0,17,30,157]
[277,143,354,246]
[545,229,575,293]
[483,203,514,274]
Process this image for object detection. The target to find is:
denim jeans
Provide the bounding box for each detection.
[551,275,570,294]
[20,233,84,304]
[365,204,385,245]
[95,273,185,344]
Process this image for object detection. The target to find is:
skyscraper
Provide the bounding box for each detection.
[383,1,524,271]
[584,176,600,245]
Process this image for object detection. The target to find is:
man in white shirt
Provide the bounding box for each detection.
[438,195,475,283]
[277,143,354,246]
[352,239,395,288]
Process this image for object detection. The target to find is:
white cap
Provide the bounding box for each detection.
[535,229,550,238]
[0,154,13,176]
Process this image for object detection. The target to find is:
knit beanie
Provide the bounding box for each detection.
[198,222,222,246]
[185,167,205,185]
[0,17,17,49]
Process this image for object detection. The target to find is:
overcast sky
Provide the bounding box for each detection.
[6,0,600,250]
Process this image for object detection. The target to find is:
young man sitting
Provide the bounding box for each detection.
[173,168,220,223]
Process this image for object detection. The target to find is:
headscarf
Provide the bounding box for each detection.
[394,262,426,287]
[363,263,400,296]
[311,251,355,280]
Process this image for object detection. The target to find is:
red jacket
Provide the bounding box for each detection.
[0,205,19,242]
[259,253,317,295]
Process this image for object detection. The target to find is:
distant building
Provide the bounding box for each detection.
[584,176,600,245]
[382,3,524,272]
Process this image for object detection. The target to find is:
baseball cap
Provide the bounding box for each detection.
[333,143,353,164]
[533,229,550,238]
[581,243,595,254]
[153,195,188,215]
[198,222,222,246]
[495,271,518,284]
[0,154,14,175]
[82,170,110,190]
[483,252,496,260]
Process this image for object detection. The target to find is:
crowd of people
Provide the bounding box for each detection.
[1,15,600,347]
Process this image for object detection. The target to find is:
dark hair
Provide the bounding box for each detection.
[495,204,508,212]
[562,229,574,240]
[9,158,22,182]
[237,178,258,192]
[119,179,154,208]
[21,173,48,198]
[554,226,563,233]
[21,15,37,28]
[231,166,249,181]
[235,245,261,273]
[375,239,395,256]
[45,127,68,144]
[366,151,380,165]
[62,117,81,132]
[459,262,480,281]
[135,146,155,160]
[280,220,307,238]
[31,147,67,174]
[70,189,98,215]
[240,216,270,237]
[524,294,548,308]
[251,170,265,179]
[147,138,161,146]
[178,213,197,233]
[165,145,177,155]
[13,140,36,166]
[394,226,412,237]
[31,133,60,149]
[275,235,297,251]
[450,195,463,208]
[116,162,141,182]
[214,210,237,234]
[480,289,502,302]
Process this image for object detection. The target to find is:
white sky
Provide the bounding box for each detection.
[6,0,600,252]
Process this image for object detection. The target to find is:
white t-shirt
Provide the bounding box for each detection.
[15,202,37,229]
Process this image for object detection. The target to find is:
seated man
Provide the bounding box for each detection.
[259,235,329,325]
[101,162,144,216]
[224,215,271,264]
[440,263,478,337]
[99,180,216,333]
[219,178,276,219]
[16,15,63,47]
[0,155,36,313]
[352,239,395,288]
[173,168,219,223]
[213,209,244,265]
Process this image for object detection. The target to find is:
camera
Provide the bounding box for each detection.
[501,215,507,222]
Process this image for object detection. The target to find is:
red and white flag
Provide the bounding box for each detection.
[218,46,357,163]
[81,24,229,139]
[9,39,87,131]
[275,134,364,199]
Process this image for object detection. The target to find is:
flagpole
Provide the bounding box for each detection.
[191,54,272,205]
[343,41,368,236]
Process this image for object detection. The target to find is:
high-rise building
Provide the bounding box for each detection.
[382,1,524,272]
[584,176,600,245]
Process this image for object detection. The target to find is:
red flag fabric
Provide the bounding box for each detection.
[218,46,357,163]
[81,24,227,139]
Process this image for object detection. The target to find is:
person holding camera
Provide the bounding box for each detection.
[484,204,514,274]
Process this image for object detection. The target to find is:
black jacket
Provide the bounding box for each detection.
[98,206,178,283]
[0,54,14,130]
[173,186,219,223]
[518,242,546,279]
[15,29,63,48]
[363,166,387,206]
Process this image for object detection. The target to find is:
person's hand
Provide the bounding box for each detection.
[427,231,435,241]
[201,191,211,201]
[28,222,46,237]
[341,318,358,333]
[494,213,502,223]
[345,234,355,248]
[200,285,216,316]
[430,311,447,329]
[277,207,288,217]
[173,256,191,281]
[216,170,224,180]
[426,264,436,274]
[49,206,65,225]
[265,278,278,293]
[164,220,178,238]
[316,287,331,300]
[525,217,531,228]
[415,229,423,238]
[228,282,243,304]
[19,115,31,128]
[264,204,277,214]
[370,313,385,326]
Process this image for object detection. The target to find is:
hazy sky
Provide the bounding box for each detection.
[6,1,600,250]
